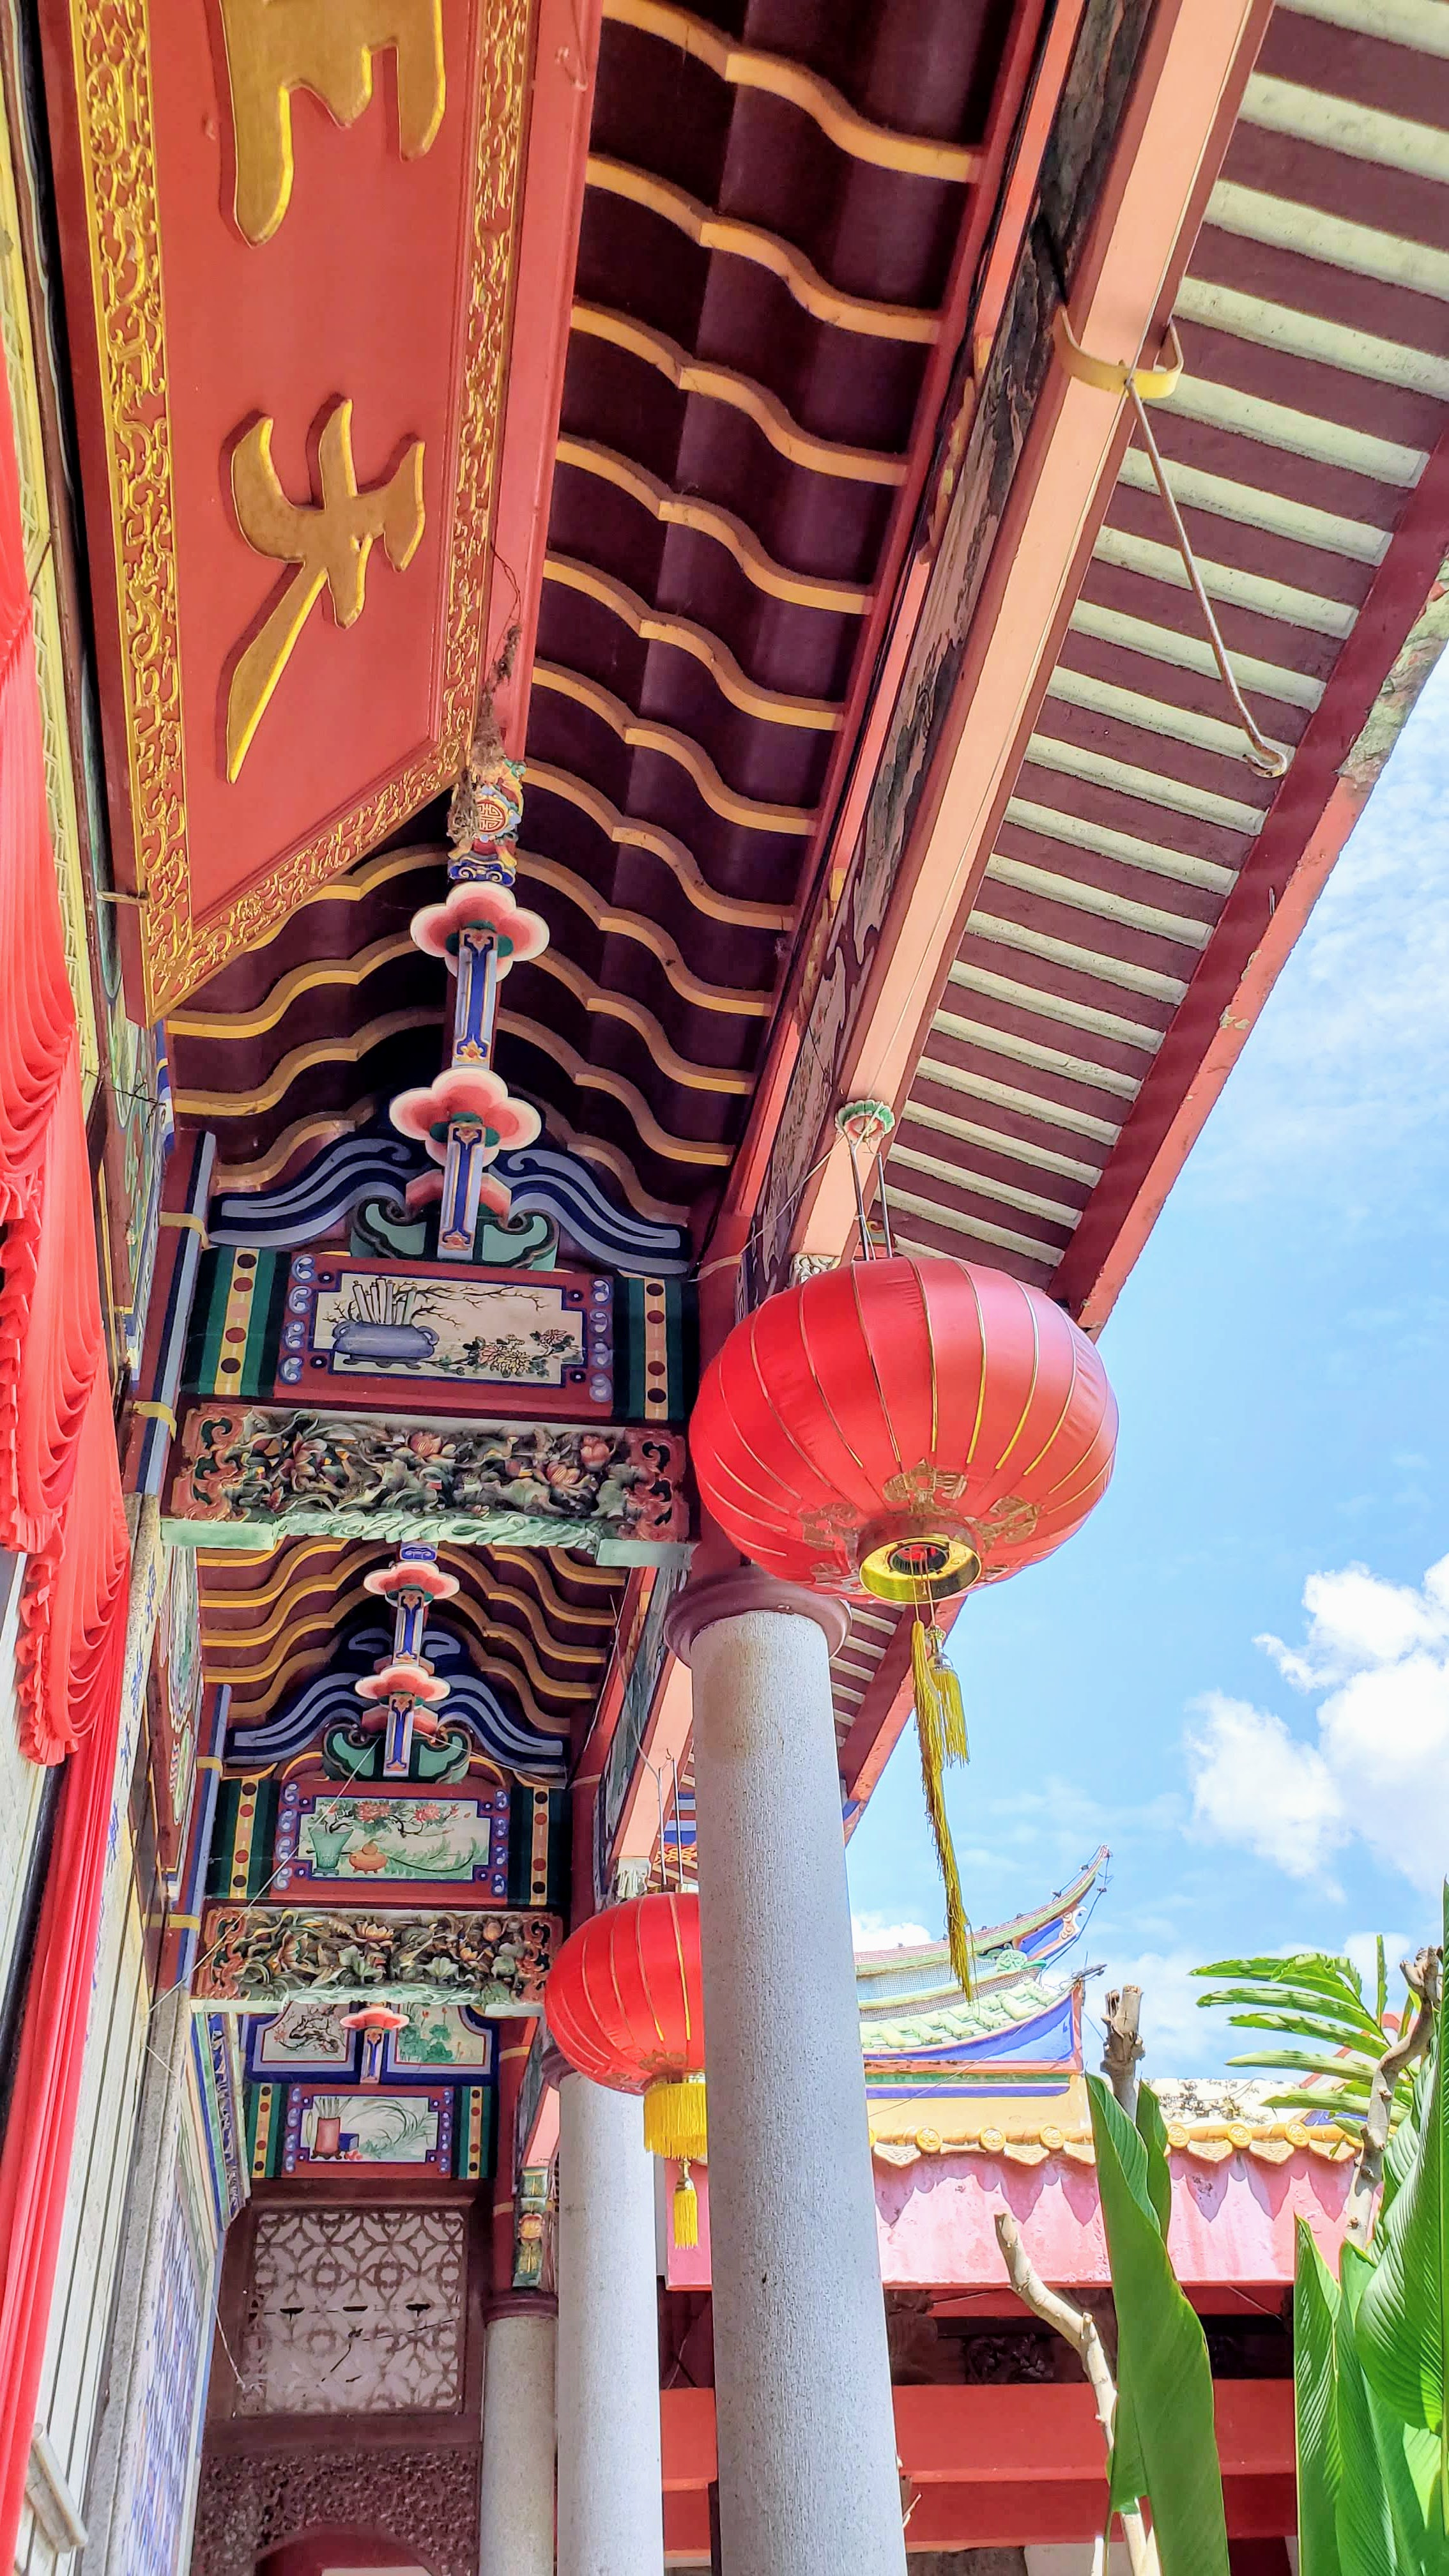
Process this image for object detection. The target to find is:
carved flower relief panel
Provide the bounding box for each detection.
[236,2206,466,2414]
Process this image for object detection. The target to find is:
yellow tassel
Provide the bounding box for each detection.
[672,2163,700,2248]
[643,2073,709,2163]
[912,1614,968,1763]
[912,1613,975,1998]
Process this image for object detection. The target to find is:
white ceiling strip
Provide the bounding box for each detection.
[1275,0,1449,52]
[1176,275,1449,400]
[984,856,1214,949]
[1206,178,1449,310]
[1243,74,1449,186]
[969,902,1190,1002]
[912,1059,1121,1144]
[929,1010,1144,1098]
[1005,795,1237,893]
[900,1095,1103,1184]
[1094,523,1356,637]
[1116,440,1388,566]
[1167,372,1426,486]
[1024,730,1269,832]
[1068,599,1324,708]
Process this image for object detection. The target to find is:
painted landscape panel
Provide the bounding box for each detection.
[288,2089,450,2174]
[275,1256,614,1416]
[272,1784,511,1902]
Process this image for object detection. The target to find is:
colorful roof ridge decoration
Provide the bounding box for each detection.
[859,1853,1093,2128]
[856,1847,1106,2005]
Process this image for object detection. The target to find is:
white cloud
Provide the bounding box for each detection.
[1184,1691,1346,1888]
[852,1912,932,1952]
[1084,1946,1221,2078]
[1186,648,1449,1208]
[1185,1556,1449,1896]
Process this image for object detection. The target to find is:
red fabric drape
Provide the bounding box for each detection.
[0,358,78,1178]
[0,1380,128,2554]
[0,275,131,2567]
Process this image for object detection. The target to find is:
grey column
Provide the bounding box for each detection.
[479,2300,556,2575]
[555,2073,664,2576]
[669,1569,908,2576]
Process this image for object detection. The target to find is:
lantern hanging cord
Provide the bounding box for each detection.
[1052,307,1289,781]
[877,1157,896,1259]
[848,1133,873,1261]
[1123,378,1289,780]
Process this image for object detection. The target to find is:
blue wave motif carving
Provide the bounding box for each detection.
[227,1620,569,1782]
[211,1130,690,1273]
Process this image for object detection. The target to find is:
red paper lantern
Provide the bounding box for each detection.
[691,1256,1116,1992]
[547,1890,707,2241]
[691,1254,1116,1603]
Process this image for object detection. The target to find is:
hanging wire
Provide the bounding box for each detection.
[1124,378,1289,780]
[848,1132,873,1261]
[877,1154,896,1259]
[668,1754,684,1894]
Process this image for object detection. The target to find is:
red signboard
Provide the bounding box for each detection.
[43,0,535,1017]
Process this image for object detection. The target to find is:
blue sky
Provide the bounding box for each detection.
[848,650,1449,2078]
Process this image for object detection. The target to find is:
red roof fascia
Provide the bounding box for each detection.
[1053,422,1449,1331]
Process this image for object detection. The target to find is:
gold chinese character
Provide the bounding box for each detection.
[226,398,424,779]
[218,0,445,244]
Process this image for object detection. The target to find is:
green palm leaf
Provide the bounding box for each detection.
[1354,1890,1448,2488]
[1339,2241,1449,2576]
[1087,2074,1230,2576]
[1294,2220,1342,2576]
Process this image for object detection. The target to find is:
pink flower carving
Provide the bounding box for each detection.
[363,1560,461,1604]
[355,1657,451,1706]
[389,1067,542,1167]
[410,880,549,973]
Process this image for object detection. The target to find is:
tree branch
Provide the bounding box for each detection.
[1344,1943,1441,2248]
[1101,1985,1146,2117]
[995,2210,1160,2576]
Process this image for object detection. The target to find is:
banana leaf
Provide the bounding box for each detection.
[1383,2065,1429,2223]
[1137,2080,1174,2241]
[1338,2242,1449,2576]
[1087,2073,1230,2576]
[1196,1952,1376,2007]
[1294,2220,1342,2576]
[1224,2049,1376,2086]
[1354,1890,1448,2497]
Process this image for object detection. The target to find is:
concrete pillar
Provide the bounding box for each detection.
[555,2073,664,2576]
[479,2300,556,2576]
[668,1570,907,2576]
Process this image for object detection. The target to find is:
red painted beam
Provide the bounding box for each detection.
[661,2380,1295,2552]
[699,0,1069,1268]
[486,0,602,758]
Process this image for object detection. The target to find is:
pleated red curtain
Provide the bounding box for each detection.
[0,296,132,2565]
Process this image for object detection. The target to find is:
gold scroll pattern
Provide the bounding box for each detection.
[65,0,531,1021]
[0,65,102,1099]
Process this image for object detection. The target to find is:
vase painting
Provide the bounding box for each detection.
[272,1256,615,1417]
